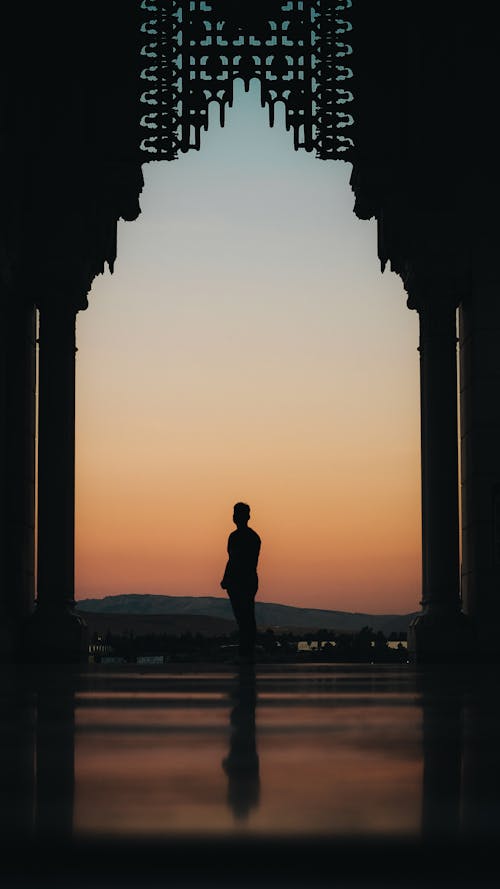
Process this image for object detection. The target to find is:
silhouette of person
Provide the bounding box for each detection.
[222,665,260,821]
[221,502,261,663]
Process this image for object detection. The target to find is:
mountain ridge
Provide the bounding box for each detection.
[76,593,417,635]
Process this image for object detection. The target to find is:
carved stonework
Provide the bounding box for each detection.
[139,0,355,160]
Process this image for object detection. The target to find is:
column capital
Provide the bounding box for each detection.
[414,297,459,351]
[404,268,466,315]
[36,292,89,315]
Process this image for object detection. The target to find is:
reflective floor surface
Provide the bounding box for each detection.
[1,662,499,888]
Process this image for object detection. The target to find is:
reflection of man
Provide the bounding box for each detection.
[221,502,261,663]
[222,666,260,821]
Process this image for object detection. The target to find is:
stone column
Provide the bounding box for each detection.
[0,294,37,661]
[407,292,474,662]
[23,302,87,662]
[459,281,500,660]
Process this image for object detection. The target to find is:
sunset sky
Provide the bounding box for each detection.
[75,82,421,615]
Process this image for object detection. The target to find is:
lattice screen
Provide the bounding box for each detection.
[139,0,355,161]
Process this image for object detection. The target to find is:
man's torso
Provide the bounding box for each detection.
[225,527,261,592]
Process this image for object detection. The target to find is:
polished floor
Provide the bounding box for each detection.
[0,662,499,887]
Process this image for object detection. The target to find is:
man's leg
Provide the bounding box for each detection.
[228,590,244,652]
[238,594,256,660]
[228,590,256,660]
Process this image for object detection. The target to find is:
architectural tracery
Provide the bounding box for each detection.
[139,0,355,160]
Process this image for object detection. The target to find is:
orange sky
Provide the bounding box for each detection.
[75,84,421,615]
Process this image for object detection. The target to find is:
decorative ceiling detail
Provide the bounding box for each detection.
[139,0,354,161]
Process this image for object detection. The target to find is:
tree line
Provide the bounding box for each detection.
[90,625,408,664]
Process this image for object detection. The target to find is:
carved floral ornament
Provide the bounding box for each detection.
[139,0,355,161]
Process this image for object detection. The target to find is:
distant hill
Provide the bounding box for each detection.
[76,594,417,636]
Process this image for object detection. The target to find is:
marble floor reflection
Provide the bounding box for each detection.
[1,663,499,887]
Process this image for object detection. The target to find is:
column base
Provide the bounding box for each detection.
[407,609,476,665]
[21,605,89,664]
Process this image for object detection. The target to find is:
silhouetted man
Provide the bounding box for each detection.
[221,502,261,663]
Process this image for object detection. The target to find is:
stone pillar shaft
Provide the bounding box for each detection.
[25,303,87,662]
[418,300,460,614]
[459,282,500,657]
[408,293,473,663]
[36,307,77,611]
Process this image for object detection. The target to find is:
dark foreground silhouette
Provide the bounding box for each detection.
[1,664,500,888]
[220,502,261,662]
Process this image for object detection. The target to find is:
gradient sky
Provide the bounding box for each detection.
[75,82,421,614]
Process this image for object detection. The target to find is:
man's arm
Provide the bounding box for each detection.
[255,532,261,560]
[221,534,233,588]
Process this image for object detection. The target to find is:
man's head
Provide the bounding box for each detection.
[233,502,250,527]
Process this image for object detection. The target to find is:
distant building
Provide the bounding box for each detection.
[136,655,165,665]
[297,641,336,652]
[88,635,113,662]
